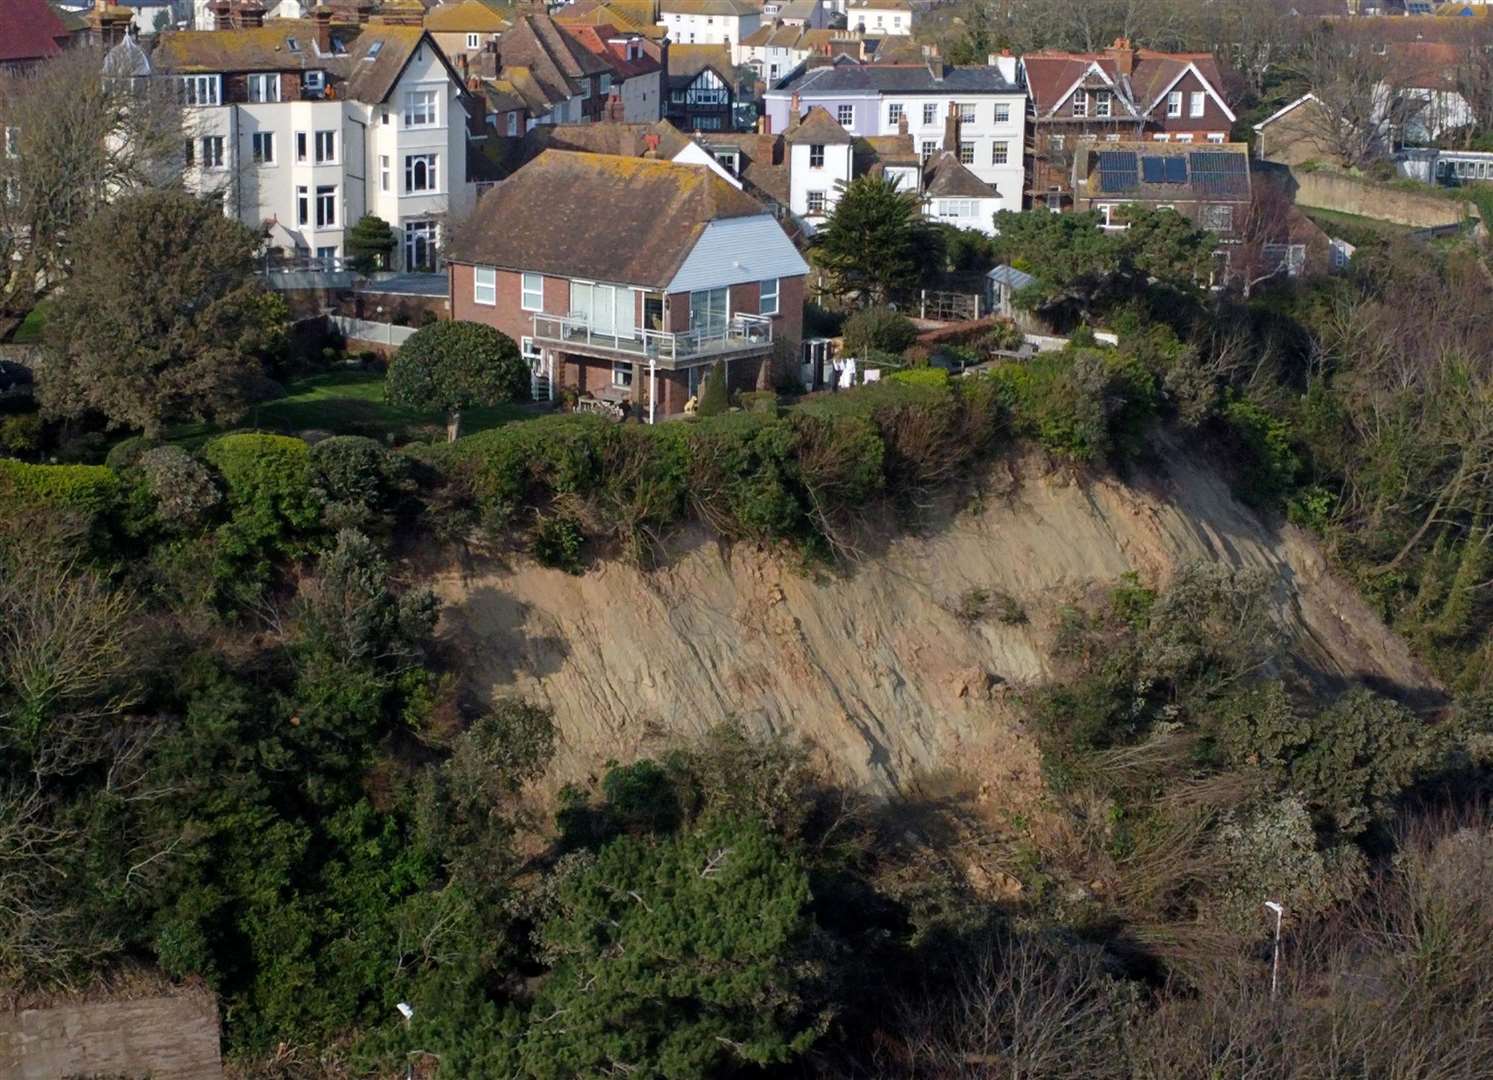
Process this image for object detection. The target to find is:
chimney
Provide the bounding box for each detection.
[467,74,483,92]
[1108,37,1136,77]
[928,57,944,82]
[990,48,1017,84]
[605,90,625,122]
[312,4,333,53]
[643,132,660,157]
[239,0,265,27]
[788,91,801,128]
[210,0,232,30]
[757,113,770,134]
[897,111,907,135]
[943,100,959,155]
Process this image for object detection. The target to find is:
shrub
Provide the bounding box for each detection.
[0,413,43,456]
[0,458,120,514]
[532,513,585,573]
[104,435,155,471]
[385,320,527,441]
[888,367,950,389]
[308,435,405,528]
[1222,398,1301,508]
[202,433,322,580]
[842,306,918,357]
[697,361,729,417]
[738,390,779,415]
[137,446,221,532]
[990,348,1159,465]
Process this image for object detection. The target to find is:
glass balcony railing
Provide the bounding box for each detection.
[531,311,772,365]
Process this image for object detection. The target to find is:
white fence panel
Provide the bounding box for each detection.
[330,315,417,347]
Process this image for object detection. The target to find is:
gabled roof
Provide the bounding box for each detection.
[667,41,734,81]
[923,151,998,198]
[483,64,560,114]
[695,130,788,203]
[1021,44,1232,123]
[847,0,911,9]
[424,0,509,30]
[854,132,916,168]
[778,0,819,19]
[785,104,853,144]
[501,13,613,86]
[446,150,771,288]
[555,0,666,38]
[565,22,663,79]
[1253,92,1321,131]
[0,0,70,63]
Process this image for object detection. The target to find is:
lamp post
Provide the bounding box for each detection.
[1264,900,1284,999]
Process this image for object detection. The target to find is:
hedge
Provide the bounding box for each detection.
[202,433,322,578]
[0,458,121,514]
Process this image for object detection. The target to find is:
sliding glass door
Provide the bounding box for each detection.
[570,281,637,339]
[690,287,728,338]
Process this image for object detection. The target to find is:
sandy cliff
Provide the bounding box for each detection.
[432,447,1432,800]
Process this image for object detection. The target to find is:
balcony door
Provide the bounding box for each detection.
[690,287,728,338]
[570,281,637,339]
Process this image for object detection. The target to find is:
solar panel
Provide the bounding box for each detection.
[1096,149,1138,193]
[1141,155,1165,183]
[1165,157,1187,183]
[1188,151,1248,195]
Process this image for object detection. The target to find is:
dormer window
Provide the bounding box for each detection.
[1094,91,1110,117]
[1071,90,1087,117]
[367,40,384,60]
[303,70,326,95]
[179,74,221,106]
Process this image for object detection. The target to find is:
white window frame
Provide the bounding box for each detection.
[1071,91,1087,118]
[1202,204,1233,232]
[837,104,853,126]
[992,140,1008,165]
[1190,90,1205,118]
[179,74,220,106]
[314,129,336,164]
[200,135,224,168]
[957,101,976,123]
[612,360,634,389]
[404,152,438,193]
[806,190,826,214]
[296,131,308,162]
[1175,133,1194,143]
[521,271,543,311]
[994,102,1010,124]
[379,154,390,192]
[1167,91,1182,117]
[888,102,903,126]
[403,88,438,126]
[921,139,938,160]
[466,32,480,48]
[1206,131,1226,144]
[809,143,825,168]
[1095,91,1111,118]
[759,277,779,316]
[251,131,274,165]
[314,184,336,228]
[295,185,309,226]
[958,140,974,165]
[247,73,280,103]
[521,336,543,364]
[922,102,937,125]
[473,265,497,305]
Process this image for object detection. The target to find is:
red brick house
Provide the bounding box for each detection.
[446,149,808,420]
[1020,39,1236,210]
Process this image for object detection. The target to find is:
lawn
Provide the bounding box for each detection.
[166,369,532,448]
[11,301,51,344]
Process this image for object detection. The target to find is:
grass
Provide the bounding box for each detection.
[163,369,532,450]
[11,301,51,344]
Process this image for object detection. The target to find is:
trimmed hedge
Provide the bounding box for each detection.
[0,457,121,514]
[202,433,322,580]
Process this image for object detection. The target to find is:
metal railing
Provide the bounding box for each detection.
[532,311,772,365]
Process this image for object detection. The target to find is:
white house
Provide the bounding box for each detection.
[657,0,762,47]
[764,58,1026,211]
[153,15,476,270]
[845,0,911,35]
[785,105,853,229]
[734,23,864,86]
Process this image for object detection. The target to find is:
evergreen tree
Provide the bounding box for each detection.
[812,175,943,305]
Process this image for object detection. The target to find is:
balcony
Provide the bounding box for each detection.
[531,312,773,369]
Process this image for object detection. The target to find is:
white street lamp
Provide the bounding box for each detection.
[1264,900,1284,998]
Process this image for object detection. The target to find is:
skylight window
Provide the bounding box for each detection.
[286,36,299,51]
[367,40,384,59]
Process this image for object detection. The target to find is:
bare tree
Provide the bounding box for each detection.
[1226,174,1298,299]
[1288,29,1404,168]
[0,46,183,323]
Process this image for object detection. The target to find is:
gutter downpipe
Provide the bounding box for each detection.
[648,357,656,424]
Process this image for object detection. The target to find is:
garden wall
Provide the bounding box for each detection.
[1289,168,1476,229]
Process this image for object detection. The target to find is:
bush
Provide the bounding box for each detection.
[843,306,919,357]
[104,435,155,471]
[738,390,779,415]
[888,367,950,389]
[308,435,405,528]
[0,457,120,514]
[532,514,585,573]
[1222,398,1301,509]
[202,433,322,580]
[137,446,221,532]
[990,347,1159,465]
[697,361,729,417]
[0,413,43,456]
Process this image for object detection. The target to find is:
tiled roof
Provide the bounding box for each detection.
[445,150,769,287]
[1076,141,1251,201]
[0,0,70,63]
[924,151,998,198]
[785,104,852,143]
[696,130,788,203]
[847,0,911,9]
[565,23,663,79]
[777,61,1020,95]
[424,0,508,30]
[483,64,558,113]
[1021,46,1229,120]
[667,41,733,80]
[854,132,915,167]
[555,1,666,38]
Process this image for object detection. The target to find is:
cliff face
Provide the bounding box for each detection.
[432,448,1432,799]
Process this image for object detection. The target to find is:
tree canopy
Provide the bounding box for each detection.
[344,215,398,274]
[37,190,286,439]
[812,175,943,305]
[385,320,527,441]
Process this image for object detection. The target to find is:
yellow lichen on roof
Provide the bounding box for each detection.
[424,0,508,28]
[155,21,318,70]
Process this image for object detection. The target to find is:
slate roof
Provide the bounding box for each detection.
[777,0,818,20]
[659,0,759,15]
[1,0,70,63]
[785,104,853,143]
[153,22,450,103]
[445,150,770,287]
[1021,45,1229,121]
[923,151,998,198]
[776,61,1021,95]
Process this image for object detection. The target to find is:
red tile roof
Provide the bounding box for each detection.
[1022,42,1229,122]
[0,0,70,64]
[566,22,662,80]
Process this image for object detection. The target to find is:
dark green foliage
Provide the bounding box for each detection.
[136,445,221,532]
[0,412,43,456]
[696,360,729,417]
[201,433,321,585]
[1222,398,1301,508]
[842,305,919,357]
[813,174,944,303]
[343,215,397,273]
[308,434,406,528]
[990,348,1159,465]
[385,320,526,441]
[737,389,779,415]
[532,513,586,573]
[516,816,825,1078]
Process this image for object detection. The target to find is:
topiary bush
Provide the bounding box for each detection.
[385,320,528,442]
[0,457,120,514]
[842,306,918,357]
[202,433,322,584]
[137,445,222,532]
[696,361,729,418]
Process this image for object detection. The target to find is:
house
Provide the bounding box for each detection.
[1378,40,1477,144]
[734,22,865,86]
[785,104,852,226]
[922,147,1001,234]
[152,10,476,270]
[565,22,666,122]
[477,14,616,134]
[1,0,76,70]
[665,42,738,130]
[657,0,760,46]
[422,0,509,65]
[1070,140,1251,244]
[1020,38,1234,210]
[557,0,669,41]
[776,0,824,27]
[446,149,808,419]
[1251,94,1352,166]
[763,58,1025,209]
[845,0,911,35]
